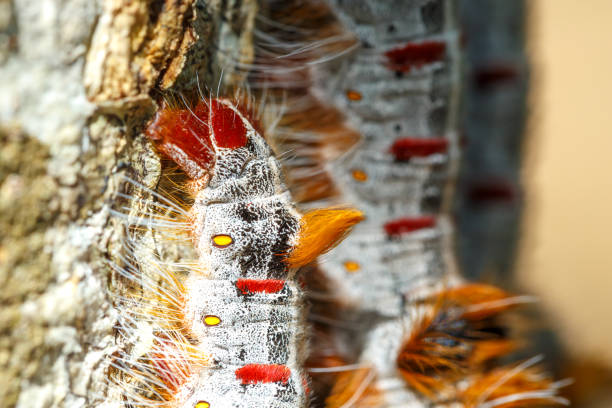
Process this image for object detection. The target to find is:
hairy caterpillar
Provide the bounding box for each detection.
[456,0,529,283]
[249,0,568,406]
[107,93,362,407]
[102,1,567,407]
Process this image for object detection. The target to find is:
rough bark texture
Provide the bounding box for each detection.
[0,1,256,406]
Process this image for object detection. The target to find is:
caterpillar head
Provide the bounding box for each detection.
[146,98,363,280]
[146,98,265,183]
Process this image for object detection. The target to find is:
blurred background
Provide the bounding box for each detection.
[519,0,612,405]
[455,1,612,406]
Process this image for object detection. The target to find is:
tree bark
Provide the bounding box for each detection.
[0,1,256,406]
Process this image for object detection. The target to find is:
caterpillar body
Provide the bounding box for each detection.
[108,95,362,407]
[105,0,568,407]
[251,0,568,407]
[455,0,529,283]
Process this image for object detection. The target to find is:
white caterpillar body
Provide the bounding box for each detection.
[316,0,461,306]
[110,98,312,407]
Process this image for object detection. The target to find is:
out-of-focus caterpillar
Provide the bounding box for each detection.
[103,0,567,406]
[106,93,362,407]
[456,0,530,284]
[249,0,569,407]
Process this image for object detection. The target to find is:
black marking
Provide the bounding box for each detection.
[421,0,444,34]
[428,104,448,136]
[266,205,298,279]
[267,325,290,364]
[238,204,261,223]
[274,377,296,402]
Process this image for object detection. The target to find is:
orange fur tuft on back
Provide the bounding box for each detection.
[397,284,523,398]
[286,208,364,268]
[461,362,569,407]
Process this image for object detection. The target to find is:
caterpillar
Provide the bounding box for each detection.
[248,0,569,407]
[103,0,568,407]
[107,93,362,407]
[456,0,530,283]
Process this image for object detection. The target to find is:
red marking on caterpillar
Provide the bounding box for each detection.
[301,374,311,396]
[474,64,519,89]
[235,364,291,384]
[247,3,567,407]
[211,99,248,149]
[145,99,249,181]
[236,278,286,294]
[468,179,516,204]
[146,101,213,180]
[390,138,448,161]
[384,216,436,237]
[384,41,446,73]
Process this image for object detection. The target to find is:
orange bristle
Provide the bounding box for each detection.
[325,367,381,408]
[274,102,360,203]
[443,284,523,320]
[461,363,568,407]
[397,284,523,398]
[252,0,359,205]
[286,208,364,268]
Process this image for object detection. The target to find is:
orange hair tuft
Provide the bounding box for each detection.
[397,284,523,398]
[461,363,568,407]
[286,208,364,268]
[325,367,381,408]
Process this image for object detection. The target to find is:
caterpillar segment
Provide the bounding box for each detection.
[250,0,566,407]
[110,95,362,407]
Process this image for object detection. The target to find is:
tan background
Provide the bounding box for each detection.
[519,0,612,368]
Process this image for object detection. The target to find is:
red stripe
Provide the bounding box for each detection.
[468,180,516,203]
[384,41,446,73]
[235,364,291,384]
[390,138,448,161]
[384,217,436,237]
[236,279,285,295]
[474,64,519,89]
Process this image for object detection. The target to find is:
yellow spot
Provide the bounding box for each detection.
[344,261,360,273]
[351,169,368,182]
[195,402,210,408]
[204,315,221,326]
[212,234,233,247]
[346,90,362,101]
